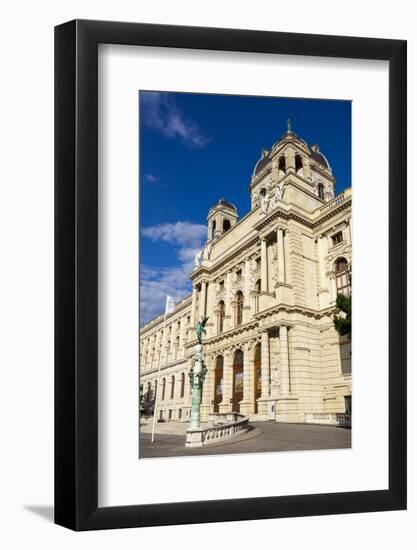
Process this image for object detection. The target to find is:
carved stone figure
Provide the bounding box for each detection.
[194,249,203,268]
[272,184,283,206]
[260,192,270,213]
[202,241,212,261]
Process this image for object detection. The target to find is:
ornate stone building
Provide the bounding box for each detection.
[140,123,352,424]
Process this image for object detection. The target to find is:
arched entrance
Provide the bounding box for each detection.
[213,356,224,413]
[232,350,244,412]
[253,344,261,413]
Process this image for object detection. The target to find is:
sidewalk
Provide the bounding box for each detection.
[139,421,351,459]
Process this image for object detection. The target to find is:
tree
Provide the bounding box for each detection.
[333,293,351,339]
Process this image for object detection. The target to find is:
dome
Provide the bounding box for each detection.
[208,198,237,216]
[253,150,271,176]
[309,145,330,169]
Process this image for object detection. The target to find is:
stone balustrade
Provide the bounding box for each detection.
[185,412,250,447]
[305,412,351,428]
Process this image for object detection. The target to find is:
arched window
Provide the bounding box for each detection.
[174,335,180,359]
[161,377,166,401]
[236,291,244,326]
[259,188,266,199]
[223,218,231,232]
[335,258,350,296]
[180,372,185,398]
[218,300,225,333]
[232,350,244,412]
[278,155,286,174]
[295,154,303,174]
[211,220,216,239]
[318,182,325,200]
[213,356,224,412]
[170,375,175,399]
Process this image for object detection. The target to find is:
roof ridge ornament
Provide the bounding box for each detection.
[286,117,292,134]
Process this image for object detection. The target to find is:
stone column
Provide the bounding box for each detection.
[239,344,252,415]
[277,227,286,283]
[279,325,290,395]
[190,285,198,328]
[200,357,214,421]
[219,351,233,413]
[286,147,295,172]
[260,331,270,398]
[199,280,207,319]
[345,219,352,246]
[330,275,337,303]
[261,238,268,292]
[224,270,232,330]
[317,235,328,289]
[250,290,258,315]
[244,258,251,321]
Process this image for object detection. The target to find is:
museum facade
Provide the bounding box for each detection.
[139,124,352,424]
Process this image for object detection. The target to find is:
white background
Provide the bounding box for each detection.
[99,45,389,506]
[0,1,415,548]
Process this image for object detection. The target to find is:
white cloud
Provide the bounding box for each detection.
[141,92,210,149]
[142,221,207,249]
[140,221,207,325]
[144,173,157,183]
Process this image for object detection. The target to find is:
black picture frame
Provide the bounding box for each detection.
[55,19,407,531]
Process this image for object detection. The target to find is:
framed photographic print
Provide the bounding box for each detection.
[55,20,407,531]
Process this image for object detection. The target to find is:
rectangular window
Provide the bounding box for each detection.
[178,408,182,420]
[340,336,352,375]
[331,231,343,246]
[168,409,172,420]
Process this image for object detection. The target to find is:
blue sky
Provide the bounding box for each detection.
[139,91,351,324]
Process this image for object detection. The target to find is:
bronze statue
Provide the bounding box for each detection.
[195,316,209,344]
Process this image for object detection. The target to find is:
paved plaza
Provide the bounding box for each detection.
[139,421,351,459]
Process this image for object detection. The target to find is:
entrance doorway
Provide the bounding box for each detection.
[213,356,223,413]
[253,344,261,413]
[232,350,244,412]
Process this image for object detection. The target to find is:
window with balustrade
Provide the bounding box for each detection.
[170,375,175,399]
[218,300,225,333]
[331,231,343,246]
[340,336,352,375]
[235,291,244,326]
[335,257,350,296]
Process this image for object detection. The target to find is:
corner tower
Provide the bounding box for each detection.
[207,198,238,241]
[249,119,336,212]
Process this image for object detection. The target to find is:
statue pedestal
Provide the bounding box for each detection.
[185,428,204,448]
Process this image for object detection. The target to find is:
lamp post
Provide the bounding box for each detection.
[186,317,209,439]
